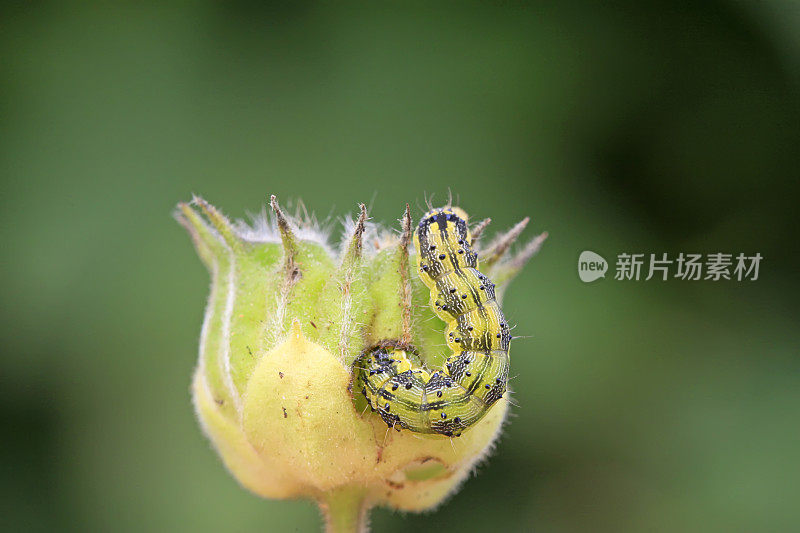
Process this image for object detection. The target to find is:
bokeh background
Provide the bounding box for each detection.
[2,2,799,532]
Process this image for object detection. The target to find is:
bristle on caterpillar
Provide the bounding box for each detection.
[353,207,510,437]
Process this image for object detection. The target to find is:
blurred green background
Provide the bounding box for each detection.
[2,2,799,532]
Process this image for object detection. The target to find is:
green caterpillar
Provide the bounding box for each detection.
[353,206,510,437]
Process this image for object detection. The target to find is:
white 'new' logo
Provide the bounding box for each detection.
[578,251,607,282]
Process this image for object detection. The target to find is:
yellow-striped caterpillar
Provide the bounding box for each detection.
[353,206,510,437]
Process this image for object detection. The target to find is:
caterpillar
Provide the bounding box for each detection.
[353,206,510,437]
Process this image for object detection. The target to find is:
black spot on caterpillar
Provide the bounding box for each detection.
[353,207,510,437]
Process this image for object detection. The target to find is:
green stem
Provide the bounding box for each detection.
[320,486,370,533]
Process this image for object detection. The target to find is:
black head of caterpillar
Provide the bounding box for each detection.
[353,206,511,437]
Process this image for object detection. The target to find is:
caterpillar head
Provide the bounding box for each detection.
[418,206,472,246]
[415,206,477,281]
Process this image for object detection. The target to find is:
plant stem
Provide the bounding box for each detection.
[320,486,370,533]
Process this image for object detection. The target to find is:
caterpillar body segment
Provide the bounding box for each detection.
[354,206,511,437]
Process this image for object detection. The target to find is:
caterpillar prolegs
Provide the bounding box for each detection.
[353,207,510,437]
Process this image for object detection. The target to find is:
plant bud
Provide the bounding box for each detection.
[175,195,545,531]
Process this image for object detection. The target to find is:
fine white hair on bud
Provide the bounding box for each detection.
[175,194,545,533]
[231,197,337,257]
